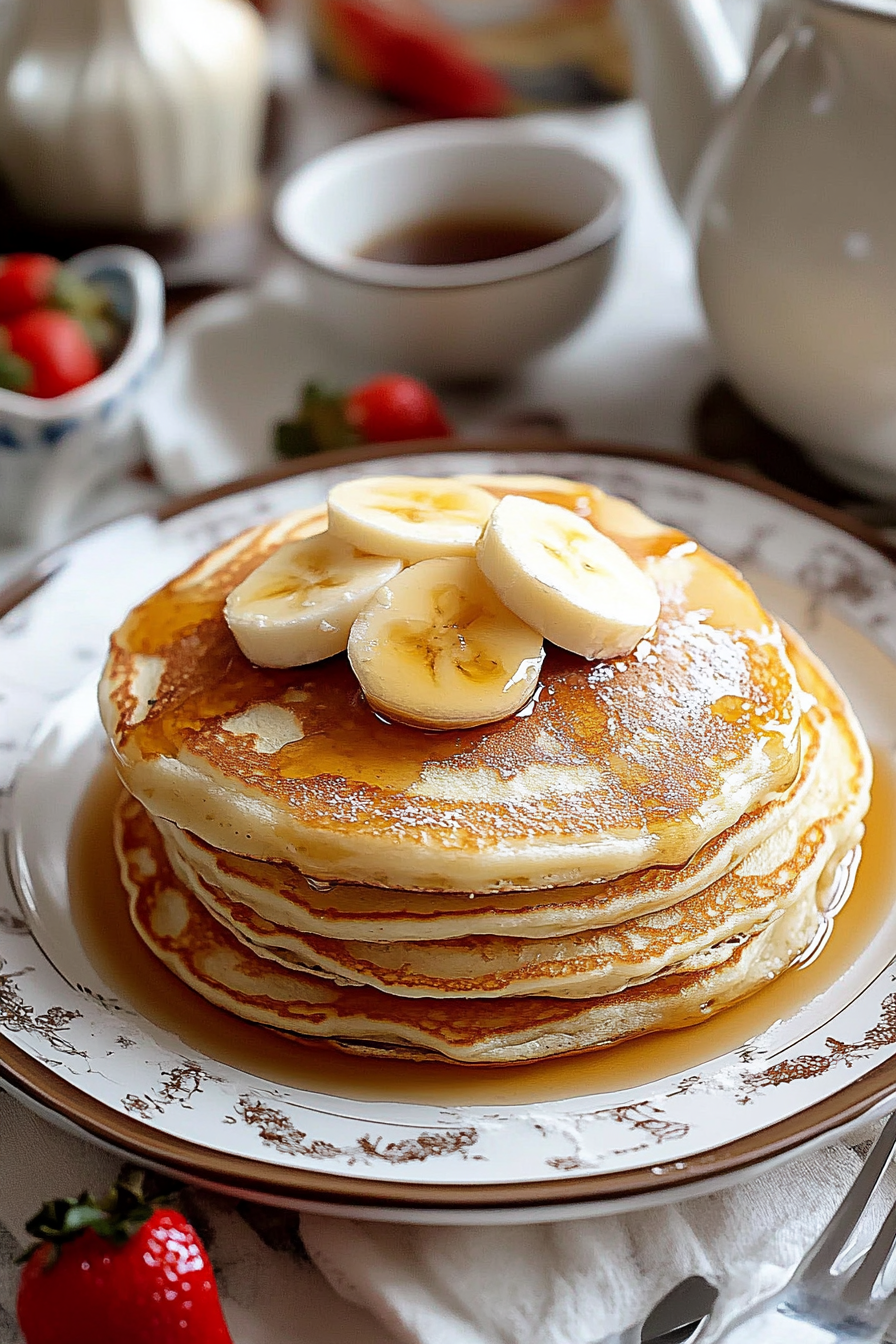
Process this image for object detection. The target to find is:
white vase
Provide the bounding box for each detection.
[0,0,269,230]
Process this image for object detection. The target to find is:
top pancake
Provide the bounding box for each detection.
[99,476,802,893]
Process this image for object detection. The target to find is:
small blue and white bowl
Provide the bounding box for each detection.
[0,246,165,547]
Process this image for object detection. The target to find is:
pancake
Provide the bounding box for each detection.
[158,684,823,942]
[160,640,870,999]
[100,472,872,1064]
[99,478,802,893]
[115,788,848,1064]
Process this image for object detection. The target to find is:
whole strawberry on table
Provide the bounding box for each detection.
[17,1170,233,1344]
[275,372,452,458]
[0,253,125,399]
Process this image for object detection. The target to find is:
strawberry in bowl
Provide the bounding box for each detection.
[0,252,127,399]
[0,245,164,548]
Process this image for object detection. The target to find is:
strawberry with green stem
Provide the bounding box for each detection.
[2,310,104,398]
[275,373,452,458]
[17,1170,233,1344]
[0,253,124,397]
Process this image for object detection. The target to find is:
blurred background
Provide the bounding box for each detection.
[1,0,889,578]
[0,0,635,286]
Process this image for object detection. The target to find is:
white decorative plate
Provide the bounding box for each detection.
[3,446,896,1226]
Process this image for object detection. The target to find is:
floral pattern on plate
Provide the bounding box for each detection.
[2,449,896,1222]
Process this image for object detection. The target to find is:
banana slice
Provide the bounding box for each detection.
[476,494,660,660]
[328,475,497,561]
[225,534,403,668]
[348,557,544,730]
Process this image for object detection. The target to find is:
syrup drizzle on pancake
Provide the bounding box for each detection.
[145,635,872,1003]
[100,482,803,891]
[155,698,823,941]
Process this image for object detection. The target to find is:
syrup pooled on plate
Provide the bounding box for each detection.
[68,751,895,1107]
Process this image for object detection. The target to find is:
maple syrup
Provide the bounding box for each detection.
[103,482,796,931]
[109,538,797,908]
[358,215,569,267]
[68,749,896,1107]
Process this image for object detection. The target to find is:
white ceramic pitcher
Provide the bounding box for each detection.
[620,0,896,496]
[0,0,268,231]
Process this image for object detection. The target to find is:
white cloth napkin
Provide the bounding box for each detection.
[3,1087,896,1344]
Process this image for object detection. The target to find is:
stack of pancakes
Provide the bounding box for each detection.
[99,476,872,1065]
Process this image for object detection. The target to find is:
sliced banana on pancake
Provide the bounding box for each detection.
[348,556,544,729]
[225,534,403,668]
[328,475,497,561]
[477,494,661,660]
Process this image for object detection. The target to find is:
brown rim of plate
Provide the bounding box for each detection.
[2,438,895,1213]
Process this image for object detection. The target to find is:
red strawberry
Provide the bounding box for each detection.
[274,374,452,458]
[2,309,102,398]
[17,1172,233,1344]
[0,254,60,321]
[345,373,452,443]
[0,253,116,343]
[323,0,511,118]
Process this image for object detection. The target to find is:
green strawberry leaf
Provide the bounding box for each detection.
[274,420,325,459]
[0,346,31,393]
[274,381,361,458]
[79,314,123,363]
[52,269,114,322]
[19,1168,184,1262]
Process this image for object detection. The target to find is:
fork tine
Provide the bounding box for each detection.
[798,1112,896,1289]
[841,1192,896,1309]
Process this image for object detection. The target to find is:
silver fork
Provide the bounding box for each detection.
[715,1111,896,1342]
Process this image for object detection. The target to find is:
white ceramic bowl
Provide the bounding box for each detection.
[0,245,165,547]
[273,120,625,380]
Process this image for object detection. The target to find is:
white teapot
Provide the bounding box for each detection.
[620,0,896,496]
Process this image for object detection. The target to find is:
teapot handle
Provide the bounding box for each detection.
[618,0,747,214]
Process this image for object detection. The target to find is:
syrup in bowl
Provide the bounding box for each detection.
[358,214,570,267]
